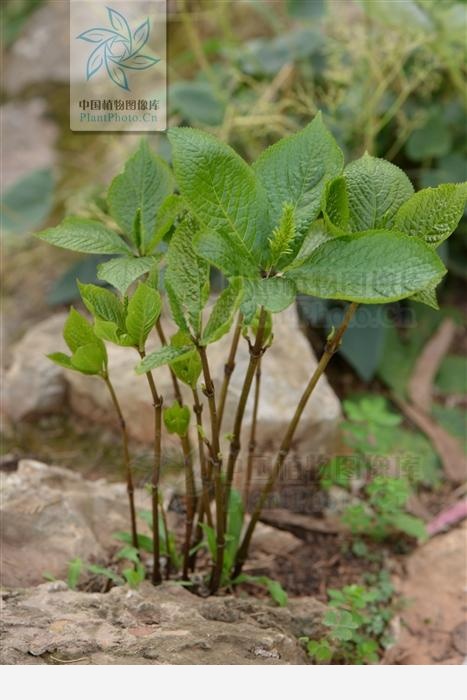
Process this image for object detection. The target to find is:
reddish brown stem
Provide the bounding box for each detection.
[193,387,213,527]
[159,496,171,580]
[224,307,267,521]
[243,359,262,507]
[233,302,358,578]
[217,312,243,433]
[138,352,163,585]
[155,318,185,406]
[181,431,196,580]
[155,317,198,577]
[189,387,213,571]
[197,344,225,593]
[104,375,139,551]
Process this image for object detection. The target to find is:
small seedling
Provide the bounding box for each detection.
[305,571,397,664]
[321,396,433,542]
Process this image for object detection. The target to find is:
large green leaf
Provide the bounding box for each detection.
[393,183,467,248]
[48,309,107,376]
[168,127,268,275]
[253,113,344,238]
[164,220,210,337]
[37,217,132,254]
[344,154,414,232]
[125,282,162,350]
[78,282,126,328]
[93,318,134,347]
[71,342,107,375]
[135,344,193,375]
[195,227,259,278]
[97,256,159,296]
[107,140,174,250]
[285,230,446,303]
[285,221,334,269]
[63,307,98,353]
[200,279,243,346]
[49,342,107,376]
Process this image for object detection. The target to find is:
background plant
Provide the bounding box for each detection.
[321,395,439,542]
[305,570,397,664]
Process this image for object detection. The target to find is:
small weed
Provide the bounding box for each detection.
[304,570,397,664]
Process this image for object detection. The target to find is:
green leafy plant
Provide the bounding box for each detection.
[322,395,441,489]
[322,395,433,541]
[67,557,83,590]
[43,555,125,590]
[37,116,465,595]
[342,477,427,542]
[305,571,396,664]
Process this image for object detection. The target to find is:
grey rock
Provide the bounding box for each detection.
[66,331,181,448]
[2,311,181,450]
[0,459,326,665]
[246,516,303,556]
[0,459,151,587]
[385,522,467,665]
[2,304,341,520]
[200,601,241,623]
[3,2,69,96]
[0,581,324,665]
[2,314,68,423]
[1,99,59,190]
[5,306,340,466]
[0,459,302,590]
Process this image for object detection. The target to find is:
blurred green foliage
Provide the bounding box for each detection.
[170,0,466,179]
[1,168,54,235]
[322,395,441,490]
[435,355,467,395]
[305,570,396,664]
[2,0,44,47]
[321,395,441,541]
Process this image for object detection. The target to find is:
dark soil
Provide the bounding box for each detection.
[254,533,382,600]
